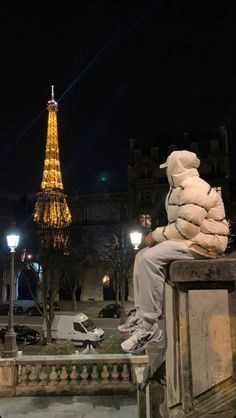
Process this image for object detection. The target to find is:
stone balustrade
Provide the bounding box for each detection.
[0,353,149,396]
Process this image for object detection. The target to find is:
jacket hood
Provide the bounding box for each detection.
[163,150,200,185]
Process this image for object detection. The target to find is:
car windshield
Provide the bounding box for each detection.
[82,319,96,331]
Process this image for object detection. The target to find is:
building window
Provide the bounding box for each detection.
[150,147,159,161]
[83,208,89,222]
[210,139,220,153]
[139,191,151,202]
[102,275,110,287]
[140,169,152,180]
[189,142,199,154]
[120,206,127,220]
[211,162,221,177]
[134,149,141,162]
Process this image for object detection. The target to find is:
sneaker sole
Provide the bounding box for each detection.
[118,326,138,334]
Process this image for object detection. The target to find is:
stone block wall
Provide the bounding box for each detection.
[138,258,236,418]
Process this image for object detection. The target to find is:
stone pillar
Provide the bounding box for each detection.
[165,258,236,417]
[0,358,16,396]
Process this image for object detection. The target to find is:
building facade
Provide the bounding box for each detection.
[128,126,231,232]
[0,126,235,305]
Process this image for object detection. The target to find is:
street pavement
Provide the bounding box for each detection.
[0,395,138,418]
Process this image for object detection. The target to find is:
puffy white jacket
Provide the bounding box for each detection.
[152,150,229,258]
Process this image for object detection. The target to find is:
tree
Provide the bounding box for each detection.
[17,244,64,343]
[98,223,134,323]
[39,241,65,342]
[60,229,104,311]
[17,259,40,301]
[16,238,66,343]
[60,249,82,311]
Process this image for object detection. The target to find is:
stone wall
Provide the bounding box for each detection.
[138,258,236,418]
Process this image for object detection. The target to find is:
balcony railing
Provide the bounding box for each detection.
[0,352,149,396]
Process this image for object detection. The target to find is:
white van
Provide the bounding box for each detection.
[43,312,105,347]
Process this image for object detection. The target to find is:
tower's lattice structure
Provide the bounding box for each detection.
[34,86,72,249]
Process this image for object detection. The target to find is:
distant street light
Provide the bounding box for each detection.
[2,224,20,358]
[130,230,142,250]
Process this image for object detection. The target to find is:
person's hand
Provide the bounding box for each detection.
[145,232,157,247]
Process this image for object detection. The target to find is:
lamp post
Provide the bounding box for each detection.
[2,224,20,358]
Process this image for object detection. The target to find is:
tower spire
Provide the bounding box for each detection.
[34,87,72,249]
[40,85,63,191]
[51,84,54,100]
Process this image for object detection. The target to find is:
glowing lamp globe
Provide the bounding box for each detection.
[6,225,20,252]
[130,231,142,250]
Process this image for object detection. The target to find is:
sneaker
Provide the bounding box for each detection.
[121,324,163,354]
[118,314,140,334]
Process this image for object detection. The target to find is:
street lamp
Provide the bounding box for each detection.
[2,224,20,358]
[130,230,142,250]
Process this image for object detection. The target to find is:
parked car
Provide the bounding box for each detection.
[25,301,60,316]
[0,303,23,315]
[98,303,121,318]
[0,325,40,345]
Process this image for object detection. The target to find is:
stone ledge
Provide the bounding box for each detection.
[0,358,15,365]
[15,383,135,397]
[15,353,149,365]
[169,258,236,283]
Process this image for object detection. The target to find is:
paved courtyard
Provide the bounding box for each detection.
[0,395,138,418]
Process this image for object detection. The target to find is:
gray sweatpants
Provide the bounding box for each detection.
[133,241,204,329]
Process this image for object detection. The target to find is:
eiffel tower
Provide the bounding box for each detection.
[34,86,72,249]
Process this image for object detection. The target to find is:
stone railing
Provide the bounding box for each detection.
[0,353,149,396]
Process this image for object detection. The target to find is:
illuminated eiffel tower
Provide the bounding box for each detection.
[34,86,72,249]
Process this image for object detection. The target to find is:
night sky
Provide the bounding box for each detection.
[0,0,236,195]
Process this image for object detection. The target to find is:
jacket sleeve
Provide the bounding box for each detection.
[152,185,211,243]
